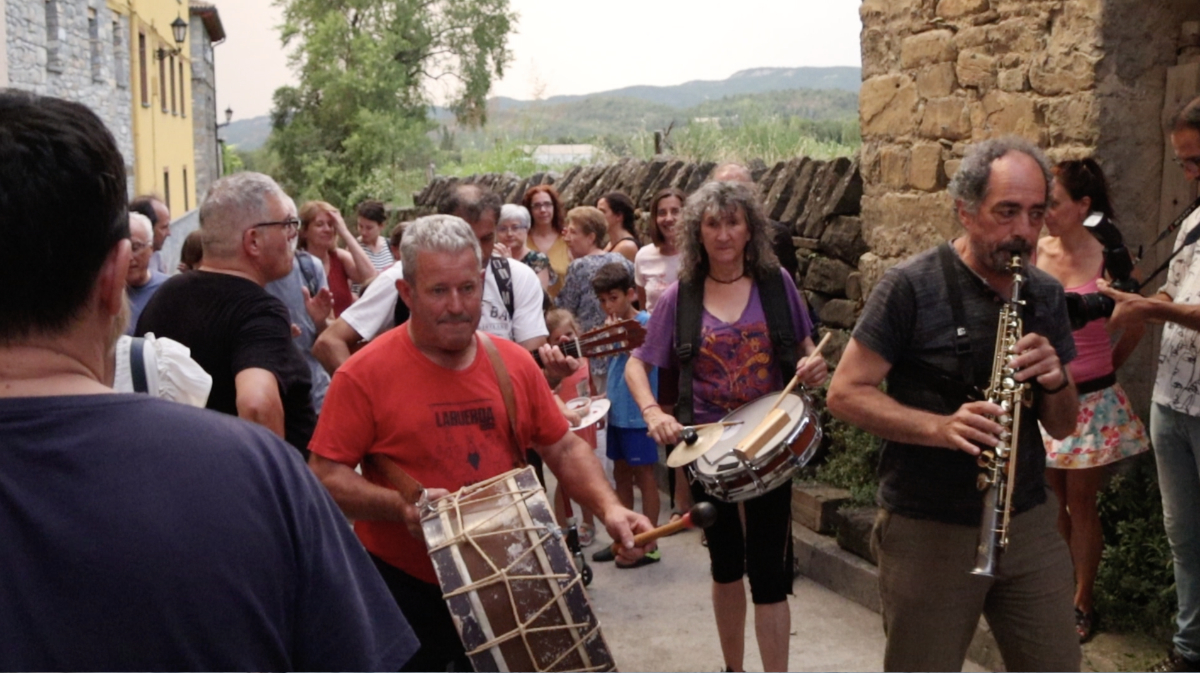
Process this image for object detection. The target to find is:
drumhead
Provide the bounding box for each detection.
[693,393,809,477]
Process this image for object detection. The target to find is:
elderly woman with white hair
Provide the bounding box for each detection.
[496,203,551,290]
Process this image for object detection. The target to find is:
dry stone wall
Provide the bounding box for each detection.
[413,156,863,361]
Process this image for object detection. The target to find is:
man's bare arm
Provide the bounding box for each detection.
[234,367,286,438]
[313,318,362,375]
[826,338,1004,455]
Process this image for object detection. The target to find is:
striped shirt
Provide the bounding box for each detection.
[359,239,395,272]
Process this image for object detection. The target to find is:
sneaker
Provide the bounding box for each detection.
[616,549,661,569]
[592,547,615,563]
[1150,651,1200,672]
[577,523,595,547]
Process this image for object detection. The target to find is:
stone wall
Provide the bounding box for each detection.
[858,0,1200,414]
[413,156,864,361]
[189,12,218,199]
[6,0,135,192]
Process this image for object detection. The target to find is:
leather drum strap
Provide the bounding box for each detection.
[478,332,527,468]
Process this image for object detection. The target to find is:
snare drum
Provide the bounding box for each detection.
[421,467,617,672]
[687,391,823,503]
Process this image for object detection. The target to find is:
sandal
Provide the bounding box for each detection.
[1075,607,1095,643]
[577,523,595,547]
[666,511,686,535]
[616,549,661,569]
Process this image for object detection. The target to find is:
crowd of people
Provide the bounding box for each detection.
[6,86,1200,673]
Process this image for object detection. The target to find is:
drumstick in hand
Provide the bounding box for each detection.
[610,502,717,555]
[768,332,833,414]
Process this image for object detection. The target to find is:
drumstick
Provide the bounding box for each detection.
[767,332,833,414]
[610,502,717,555]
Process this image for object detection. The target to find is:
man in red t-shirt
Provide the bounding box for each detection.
[309,214,653,672]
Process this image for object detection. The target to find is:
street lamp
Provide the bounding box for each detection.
[155,16,188,60]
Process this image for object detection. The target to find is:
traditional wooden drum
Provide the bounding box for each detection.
[421,467,617,672]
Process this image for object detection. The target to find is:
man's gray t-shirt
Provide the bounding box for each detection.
[852,244,1075,526]
[266,252,332,413]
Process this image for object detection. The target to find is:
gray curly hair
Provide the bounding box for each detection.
[400,214,481,285]
[677,181,779,283]
[948,136,1051,215]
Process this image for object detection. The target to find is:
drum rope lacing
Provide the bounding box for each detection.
[429,474,609,672]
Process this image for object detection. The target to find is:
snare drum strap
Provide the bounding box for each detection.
[478,332,528,468]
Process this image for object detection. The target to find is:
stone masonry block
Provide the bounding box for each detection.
[861,74,919,139]
[880,146,910,189]
[998,67,1028,92]
[919,96,973,140]
[957,50,997,89]
[821,159,863,221]
[779,159,819,226]
[944,158,963,183]
[845,272,864,303]
[1044,94,1098,144]
[683,161,715,194]
[987,17,1045,54]
[937,0,990,19]
[820,299,860,330]
[819,215,869,264]
[765,158,804,221]
[954,25,990,50]
[909,143,944,192]
[803,257,855,297]
[900,30,957,69]
[917,62,958,99]
[980,90,1041,142]
[860,26,898,80]
[802,157,856,237]
[860,191,957,260]
[1029,50,1098,96]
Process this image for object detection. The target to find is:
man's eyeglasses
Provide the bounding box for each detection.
[1174,156,1200,173]
[130,240,151,253]
[250,217,301,233]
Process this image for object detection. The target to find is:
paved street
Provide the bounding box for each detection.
[546,465,987,672]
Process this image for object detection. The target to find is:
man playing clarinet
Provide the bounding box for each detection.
[827,137,1080,671]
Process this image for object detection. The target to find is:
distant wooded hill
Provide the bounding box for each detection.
[223,66,862,151]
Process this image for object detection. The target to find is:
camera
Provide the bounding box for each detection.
[1063,212,1137,330]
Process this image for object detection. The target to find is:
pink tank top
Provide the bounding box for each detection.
[1065,269,1114,384]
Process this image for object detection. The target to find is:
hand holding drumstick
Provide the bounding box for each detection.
[792,332,832,391]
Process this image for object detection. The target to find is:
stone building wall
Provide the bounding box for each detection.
[858,0,1200,414]
[189,11,218,199]
[6,0,135,189]
[412,157,864,362]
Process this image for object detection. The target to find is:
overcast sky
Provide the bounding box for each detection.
[204,0,863,121]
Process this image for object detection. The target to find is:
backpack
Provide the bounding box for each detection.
[673,270,799,425]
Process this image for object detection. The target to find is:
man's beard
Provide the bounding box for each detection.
[972,236,1032,274]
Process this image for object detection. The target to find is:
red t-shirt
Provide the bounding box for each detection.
[309,326,569,584]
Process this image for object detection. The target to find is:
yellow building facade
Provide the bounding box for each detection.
[109,0,197,219]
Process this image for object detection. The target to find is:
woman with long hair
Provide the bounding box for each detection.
[635,188,684,312]
[625,181,826,673]
[522,185,571,298]
[1036,158,1150,642]
[597,191,640,263]
[298,201,376,316]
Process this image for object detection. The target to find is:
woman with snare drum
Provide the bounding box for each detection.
[624,180,826,673]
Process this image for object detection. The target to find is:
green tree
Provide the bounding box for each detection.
[268,0,515,209]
